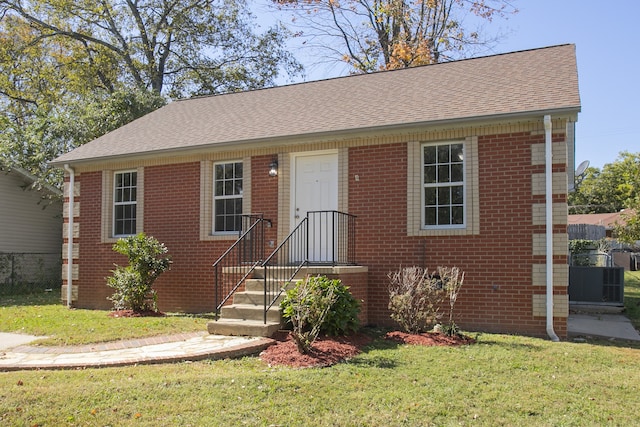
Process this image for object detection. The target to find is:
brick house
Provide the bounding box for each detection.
[52,45,581,339]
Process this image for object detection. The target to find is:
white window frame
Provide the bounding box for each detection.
[421,141,466,230]
[113,170,138,237]
[213,161,244,235]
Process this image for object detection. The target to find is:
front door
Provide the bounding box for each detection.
[292,151,339,262]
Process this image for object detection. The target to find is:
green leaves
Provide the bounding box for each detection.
[0,0,302,188]
[570,151,640,214]
[107,233,172,312]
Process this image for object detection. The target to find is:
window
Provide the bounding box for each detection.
[214,162,243,233]
[422,142,465,228]
[113,171,137,236]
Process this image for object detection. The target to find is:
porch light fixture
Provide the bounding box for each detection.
[269,158,278,177]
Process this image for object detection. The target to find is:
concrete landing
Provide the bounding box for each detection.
[567,313,640,341]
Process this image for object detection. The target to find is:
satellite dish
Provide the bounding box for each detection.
[575,160,590,177]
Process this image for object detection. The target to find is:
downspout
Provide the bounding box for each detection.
[544,115,560,342]
[63,164,75,308]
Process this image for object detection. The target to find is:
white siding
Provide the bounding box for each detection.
[0,171,63,253]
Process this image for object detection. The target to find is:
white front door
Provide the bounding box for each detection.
[292,152,339,262]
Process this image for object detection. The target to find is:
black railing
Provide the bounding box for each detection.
[212,214,267,319]
[212,211,356,324]
[261,211,357,323]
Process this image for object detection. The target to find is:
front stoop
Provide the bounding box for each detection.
[207,278,286,337]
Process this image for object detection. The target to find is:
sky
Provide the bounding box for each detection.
[258,0,639,170]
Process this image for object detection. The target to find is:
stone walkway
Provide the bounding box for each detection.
[0,331,274,371]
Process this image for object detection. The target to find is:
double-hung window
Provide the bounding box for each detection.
[422,142,465,228]
[214,162,243,233]
[113,171,137,236]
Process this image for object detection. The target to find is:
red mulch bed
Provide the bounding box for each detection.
[108,310,166,318]
[260,330,475,368]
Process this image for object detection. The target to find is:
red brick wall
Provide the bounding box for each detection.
[74,171,115,309]
[348,133,567,337]
[69,132,567,337]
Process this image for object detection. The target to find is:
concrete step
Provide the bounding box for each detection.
[250,267,310,281]
[244,278,293,293]
[220,304,282,323]
[207,319,281,337]
[233,290,286,306]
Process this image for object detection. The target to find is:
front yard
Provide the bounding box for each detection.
[0,273,639,425]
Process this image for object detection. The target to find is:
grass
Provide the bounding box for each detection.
[0,280,639,425]
[624,271,640,329]
[1,332,640,425]
[0,292,209,346]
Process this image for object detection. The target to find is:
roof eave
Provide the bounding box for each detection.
[50,106,581,168]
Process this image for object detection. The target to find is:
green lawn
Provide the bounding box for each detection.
[0,279,639,425]
[0,292,209,345]
[624,270,640,329]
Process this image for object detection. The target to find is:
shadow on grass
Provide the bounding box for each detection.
[0,291,60,307]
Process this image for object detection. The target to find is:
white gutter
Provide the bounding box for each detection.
[544,115,559,342]
[63,164,75,308]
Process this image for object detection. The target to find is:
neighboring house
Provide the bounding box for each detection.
[52,44,581,338]
[0,165,63,286]
[569,210,635,239]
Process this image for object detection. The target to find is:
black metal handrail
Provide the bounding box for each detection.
[212,214,267,319]
[261,210,357,323]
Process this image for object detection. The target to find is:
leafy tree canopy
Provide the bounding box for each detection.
[569,151,640,214]
[0,0,302,189]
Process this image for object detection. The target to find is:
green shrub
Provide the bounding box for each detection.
[282,276,338,354]
[106,233,172,312]
[281,275,360,336]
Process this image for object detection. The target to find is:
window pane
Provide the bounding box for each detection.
[425,207,436,225]
[437,145,450,163]
[424,165,436,184]
[235,163,243,178]
[438,187,450,205]
[224,180,233,196]
[437,165,450,183]
[424,146,436,165]
[452,206,464,224]
[452,186,464,204]
[425,188,436,205]
[437,207,450,225]
[451,144,463,163]
[451,164,464,182]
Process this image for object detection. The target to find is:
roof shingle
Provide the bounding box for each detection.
[53,44,580,164]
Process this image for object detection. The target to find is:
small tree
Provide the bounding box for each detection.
[283,276,339,354]
[438,266,465,337]
[107,233,172,312]
[388,266,446,334]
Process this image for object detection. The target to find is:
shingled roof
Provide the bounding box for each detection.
[53,44,580,165]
